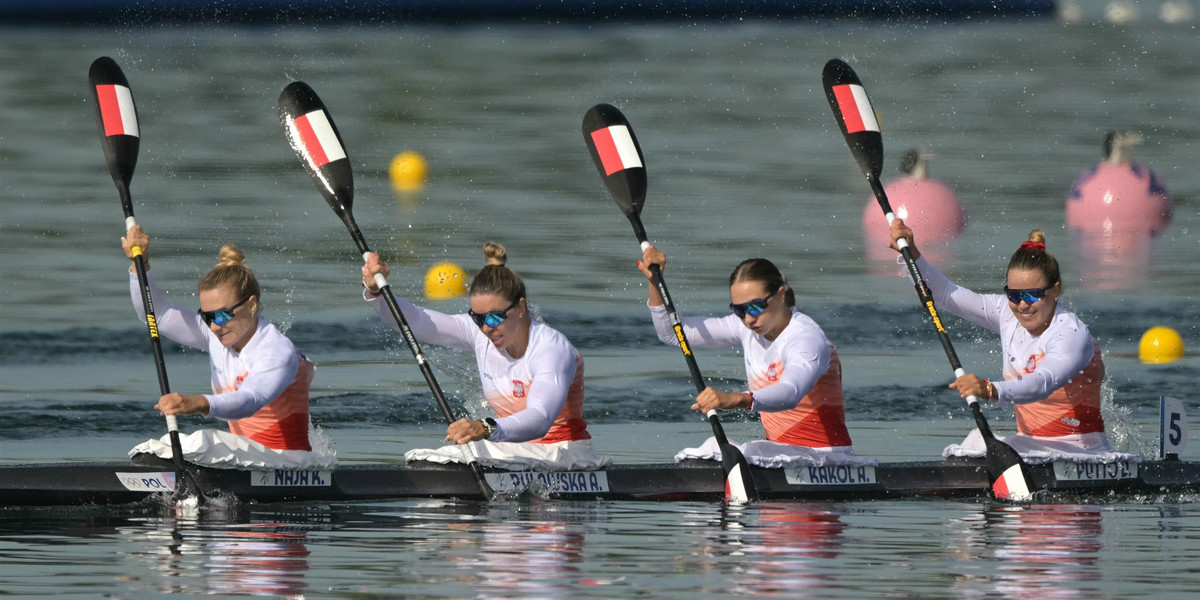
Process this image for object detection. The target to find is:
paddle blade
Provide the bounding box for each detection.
[582,103,647,219]
[822,59,884,181]
[88,56,140,212]
[973,403,1034,502]
[278,81,355,220]
[721,450,757,504]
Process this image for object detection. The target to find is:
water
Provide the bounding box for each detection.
[1,17,1198,598]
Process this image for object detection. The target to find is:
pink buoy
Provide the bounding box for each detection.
[1066,131,1172,236]
[863,150,965,261]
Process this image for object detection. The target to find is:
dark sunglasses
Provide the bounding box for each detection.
[730,287,779,319]
[1003,285,1054,305]
[468,297,521,328]
[198,296,251,327]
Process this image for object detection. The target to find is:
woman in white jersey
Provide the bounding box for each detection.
[888,219,1126,461]
[637,246,866,467]
[361,243,608,470]
[121,226,320,462]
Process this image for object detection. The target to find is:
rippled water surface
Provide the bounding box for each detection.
[1,15,1198,598]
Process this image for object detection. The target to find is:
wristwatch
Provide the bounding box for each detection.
[480,417,497,440]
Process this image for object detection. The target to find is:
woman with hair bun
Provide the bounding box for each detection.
[361,243,608,470]
[121,226,319,460]
[887,219,1129,460]
[636,245,866,468]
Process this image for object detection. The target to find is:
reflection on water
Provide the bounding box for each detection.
[736,503,848,597]
[1070,230,1153,292]
[121,503,324,598]
[473,520,585,596]
[950,503,1105,599]
[2,499,1198,598]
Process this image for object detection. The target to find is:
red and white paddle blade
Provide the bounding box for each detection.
[88,57,140,194]
[991,463,1033,502]
[582,103,647,217]
[724,463,752,504]
[278,81,354,215]
[821,58,885,181]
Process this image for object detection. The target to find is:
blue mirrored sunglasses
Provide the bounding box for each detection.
[468,297,521,328]
[730,287,779,319]
[198,296,251,327]
[1003,286,1053,305]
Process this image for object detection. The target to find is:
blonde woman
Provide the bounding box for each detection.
[362,242,607,470]
[122,226,318,459]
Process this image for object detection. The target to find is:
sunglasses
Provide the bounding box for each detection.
[468,297,521,328]
[730,287,779,319]
[198,296,251,327]
[1003,285,1054,305]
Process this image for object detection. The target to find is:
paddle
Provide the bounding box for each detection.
[88,56,204,505]
[821,58,1033,502]
[277,81,495,501]
[582,103,758,503]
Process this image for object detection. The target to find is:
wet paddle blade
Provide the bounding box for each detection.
[821,58,884,182]
[975,404,1034,501]
[991,459,1033,502]
[88,57,140,213]
[582,103,647,219]
[720,448,755,503]
[278,81,355,224]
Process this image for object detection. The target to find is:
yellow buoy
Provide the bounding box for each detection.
[425,261,467,299]
[389,151,428,193]
[1139,326,1185,364]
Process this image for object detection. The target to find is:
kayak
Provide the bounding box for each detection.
[1,455,1195,506]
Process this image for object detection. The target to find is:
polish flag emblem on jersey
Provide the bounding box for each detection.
[291,110,347,169]
[512,380,527,399]
[832,84,880,134]
[96,84,139,137]
[589,125,643,176]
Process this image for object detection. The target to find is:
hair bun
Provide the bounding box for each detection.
[217,245,246,268]
[482,242,507,267]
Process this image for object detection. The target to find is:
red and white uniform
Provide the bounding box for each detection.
[130,272,315,451]
[911,256,1106,437]
[649,304,851,448]
[368,293,589,444]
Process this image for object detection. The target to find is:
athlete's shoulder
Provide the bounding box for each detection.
[244,320,300,357]
[529,320,579,354]
[783,310,830,341]
[1049,307,1092,335]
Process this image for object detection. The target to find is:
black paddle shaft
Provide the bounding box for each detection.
[634,229,736,448]
[89,56,198,502]
[822,58,1031,498]
[583,103,755,500]
[867,177,973,389]
[347,226,458,426]
[278,81,493,499]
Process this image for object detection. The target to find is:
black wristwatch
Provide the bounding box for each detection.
[481,417,497,440]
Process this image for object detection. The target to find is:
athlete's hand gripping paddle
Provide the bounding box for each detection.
[277,81,495,501]
[821,58,1033,502]
[583,103,758,503]
[88,56,204,505]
